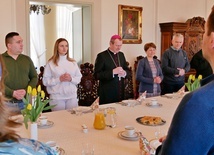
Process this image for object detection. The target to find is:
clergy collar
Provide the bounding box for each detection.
[108,49,118,55]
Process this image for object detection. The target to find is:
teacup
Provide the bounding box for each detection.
[39,116,48,125]
[124,126,135,137]
[46,141,57,150]
[151,99,158,105]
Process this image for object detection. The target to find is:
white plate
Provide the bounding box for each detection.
[121,100,140,106]
[164,93,182,99]
[149,139,162,149]
[146,102,162,107]
[118,131,139,141]
[71,106,92,114]
[38,120,54,129]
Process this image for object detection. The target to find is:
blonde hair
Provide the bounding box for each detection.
[49,38,75,66]
[0,55,21,142]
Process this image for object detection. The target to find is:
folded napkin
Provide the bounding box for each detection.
[90,97,99,110]
[139,132,155,155]
[177,85,185,94]
[137,91,147,102]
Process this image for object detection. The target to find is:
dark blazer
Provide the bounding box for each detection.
[136,57,163,93]
[94,49,130,104]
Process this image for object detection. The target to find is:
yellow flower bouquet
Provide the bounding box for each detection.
[185,74,202,92]
[21,85,55,129]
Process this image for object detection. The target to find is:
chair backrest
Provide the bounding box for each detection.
[77,62,99,106]
[37,66,51,112]
[37,66,49,99]
[134,56,144,99]
[124,61,134,99]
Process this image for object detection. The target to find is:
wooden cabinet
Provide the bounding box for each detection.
[159,22,187,58]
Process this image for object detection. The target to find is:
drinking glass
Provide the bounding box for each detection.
[105,107,117,128]
[81,143,94,155]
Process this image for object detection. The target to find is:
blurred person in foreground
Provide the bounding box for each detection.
[155,6,214,155]
[0,56,57,155]
[161,33,190,95]
[43,38,82,111]
[190,49,212,78]
[2,32,38,114]
[136,42,163,98]
[94,35,130,104]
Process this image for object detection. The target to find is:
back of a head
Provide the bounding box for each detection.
[207,6,214,36]
[0,55,21,142]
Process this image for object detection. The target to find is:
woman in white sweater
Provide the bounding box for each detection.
[43,38,82,111]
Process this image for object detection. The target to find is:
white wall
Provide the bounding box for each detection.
[0,0,213,69]
[0,0,16,53]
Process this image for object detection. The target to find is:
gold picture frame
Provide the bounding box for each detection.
[118,5,143,44]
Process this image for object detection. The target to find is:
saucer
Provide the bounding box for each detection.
[146,102,162,107]
[56,146,65,155]
[121,131,138,138]
[118,131,139,141]
[149,139,162,149]
[38,120,54,129]
[46,141,65,155]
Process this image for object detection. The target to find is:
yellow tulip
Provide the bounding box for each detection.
[27,104,32,110]
[32,88,37,96]
[188,74,193,80]
[198,75,202,80]
[37,85,41,93]
[41,90,45,99]
[192,75,195,81]
[27,86,32,94]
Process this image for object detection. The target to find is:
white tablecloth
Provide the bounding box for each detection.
[18,95,183,155]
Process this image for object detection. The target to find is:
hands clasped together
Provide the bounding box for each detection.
[60,73,72,82]
[13,89,26,100]
[175,68,185,77]
[154,76,162,84]
[113,67,126,77]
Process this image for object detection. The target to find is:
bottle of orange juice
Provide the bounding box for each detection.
[93,108,105,130]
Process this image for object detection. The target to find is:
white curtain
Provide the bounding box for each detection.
[56,6,73,57]
[30,13,46,71]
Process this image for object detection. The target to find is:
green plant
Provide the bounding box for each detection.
[21,85,55,129]
[185,74,202,92]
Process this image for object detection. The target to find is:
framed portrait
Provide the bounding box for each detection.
[118,5,143,44]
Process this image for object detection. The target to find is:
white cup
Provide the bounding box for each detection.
[151,99,158,105]
[39,116,48,125]
[124,126,135,137]
[46,141,57,150]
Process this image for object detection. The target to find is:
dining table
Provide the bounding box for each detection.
[16,93,185,155]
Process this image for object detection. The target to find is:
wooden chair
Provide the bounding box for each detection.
[77,62,99,106]
[37,66,51,112]
[134,56,144,99]
[124,61,134,99]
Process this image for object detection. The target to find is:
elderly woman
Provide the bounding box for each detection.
[0,55,57,154]
[136,42,163,97]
